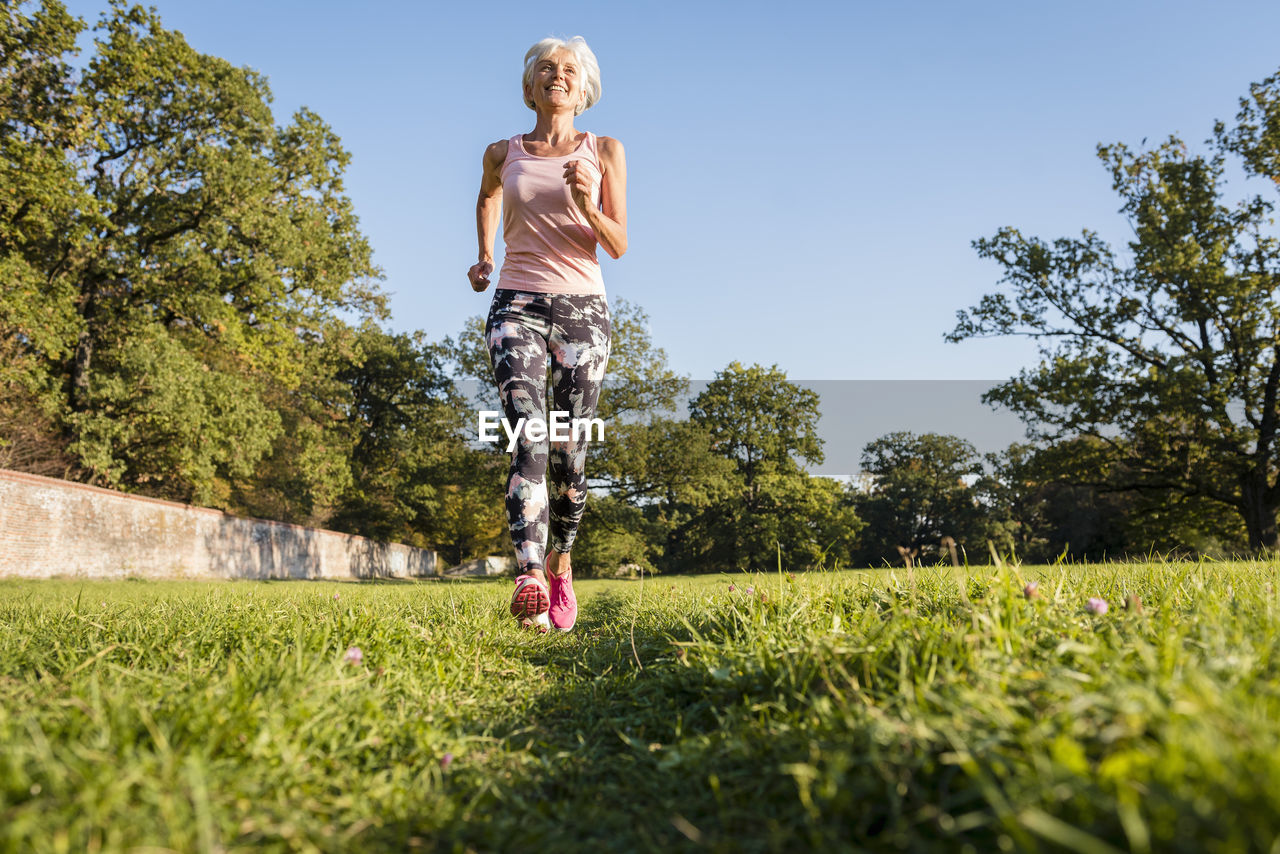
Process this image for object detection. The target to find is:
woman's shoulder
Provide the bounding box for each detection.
[593,134,625,165]
[483,138,511,170]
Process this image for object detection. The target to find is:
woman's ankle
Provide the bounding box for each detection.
[547,550,571,578]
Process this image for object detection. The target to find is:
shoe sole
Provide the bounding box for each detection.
[510,578,550,629]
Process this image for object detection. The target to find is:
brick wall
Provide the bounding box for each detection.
[0,469,436,580]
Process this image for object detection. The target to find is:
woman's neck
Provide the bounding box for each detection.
[526,111,579,146]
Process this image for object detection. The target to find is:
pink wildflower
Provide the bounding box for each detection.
[333,593,340,601]
[1086,597,1109,615]
[745,586,754,595]
[344,646,363,666]
[440,752,454,769]
[728,584,736,592]
[1023,581,1040,600]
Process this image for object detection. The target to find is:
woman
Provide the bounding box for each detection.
[467,36,627,632]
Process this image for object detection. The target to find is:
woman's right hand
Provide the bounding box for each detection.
[468,261,493,292]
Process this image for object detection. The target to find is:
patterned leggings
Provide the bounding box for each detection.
[485,289,611,574]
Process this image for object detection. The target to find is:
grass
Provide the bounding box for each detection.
[1,560,1279,852]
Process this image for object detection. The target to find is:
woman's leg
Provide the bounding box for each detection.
[485,291,553,582]
[546,294,611,563]
[542,294,609,632]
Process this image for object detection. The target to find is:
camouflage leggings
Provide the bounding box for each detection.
[485,290,611,574]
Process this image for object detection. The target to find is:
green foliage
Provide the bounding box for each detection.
[225,320,361,526]
[595,299,688,422]
[679,363,862,573]
[0,0,384,504]
[66,320,282,503]
[689,361,824,483]
[427,448,509,567]
[852,431,992,566]
[326,328,470,549]
[0,0,90,474]
[587,417,737,574]
[2,561,1279,851]
[983,439,1247,563]
[571,492,657,575]
[950,66,1280,550]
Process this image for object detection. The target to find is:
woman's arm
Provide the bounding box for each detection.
[468,139,507,291]
[565,136,627,259]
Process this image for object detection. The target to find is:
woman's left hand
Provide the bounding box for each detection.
[564,160,595,216]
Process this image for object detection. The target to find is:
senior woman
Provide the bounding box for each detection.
[467,36,627,632]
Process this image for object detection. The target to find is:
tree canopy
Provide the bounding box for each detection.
[683,363,861,572]
[949,67,1280,550]
[2,0,382,505]
[852,431,990,566]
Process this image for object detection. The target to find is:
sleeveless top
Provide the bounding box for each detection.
[496,131,605,295]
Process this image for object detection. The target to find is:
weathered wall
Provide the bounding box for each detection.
[0,469,436,580]
[444,555,515,577]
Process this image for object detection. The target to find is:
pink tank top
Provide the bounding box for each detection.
[497,132,605,295]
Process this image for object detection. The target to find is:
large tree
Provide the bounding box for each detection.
[1,1,383,505]
[980,439,1245,562]
[0,0,89,476]
[326,328,467,549]
[949,68,1280,550]
[685,362,861,572]
[853,432,991,567]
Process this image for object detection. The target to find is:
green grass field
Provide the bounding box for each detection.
[2,561,1279,853]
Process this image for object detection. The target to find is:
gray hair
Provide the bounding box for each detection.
[522,36,601,115]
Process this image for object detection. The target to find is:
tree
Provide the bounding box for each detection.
[853,432,989,566]
[949,67,1280,550]
[583,416,737,574]
[689,362,824,492]
[1,1,383,505]
[326,328,467,548]
[0,1,90,477]
[977,440,1123,563]
[684,362,861,572]
[224,320,361,526]
[982,439,1246,562]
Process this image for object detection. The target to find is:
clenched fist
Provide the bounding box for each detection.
[468,261,493,292]
[563,160,596,217]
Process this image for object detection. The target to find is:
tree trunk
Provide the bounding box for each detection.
[1239,477,1280,552]
[70,328,92,411]
[71,282,100,412]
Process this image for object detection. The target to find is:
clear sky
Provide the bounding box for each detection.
[61,0,1280,384]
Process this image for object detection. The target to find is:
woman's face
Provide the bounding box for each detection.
[527,48,583,113]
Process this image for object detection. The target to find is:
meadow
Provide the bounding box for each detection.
[1,560,1278,853]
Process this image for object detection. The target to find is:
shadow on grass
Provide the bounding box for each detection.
[355,592,988,853]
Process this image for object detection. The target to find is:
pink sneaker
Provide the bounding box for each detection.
[547,568,577,632]
[510,575,550,632]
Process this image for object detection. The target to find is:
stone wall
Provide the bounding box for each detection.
[0,469,436,580]
[443,555,515,577]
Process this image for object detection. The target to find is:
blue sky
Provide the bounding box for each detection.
[62,0,1280,383]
